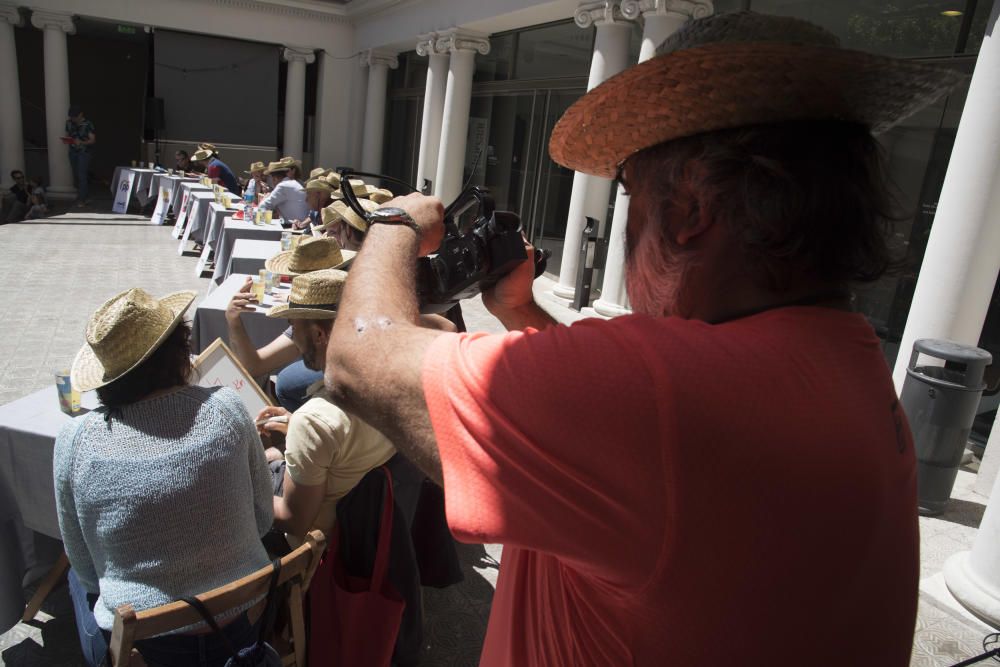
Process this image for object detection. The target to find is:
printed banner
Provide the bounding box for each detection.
[112,170,136,214]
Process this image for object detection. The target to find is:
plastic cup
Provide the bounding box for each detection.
[281,231,292,251]
[263,210,273,225]
[130,160,137,167]
[252,278,265,303]
[55,370,80,415]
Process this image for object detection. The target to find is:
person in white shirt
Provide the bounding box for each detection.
[259,156,309,223]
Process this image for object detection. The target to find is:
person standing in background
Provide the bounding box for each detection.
[65,106,96,208]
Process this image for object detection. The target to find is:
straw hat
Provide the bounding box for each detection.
[191,148,214,162]
[245,161,265,175]
[265,156,302,175]
[548,11,967,179]
[305,178,334,193]
[264,236,356,276]
[366,188,394,205]
[268,269,347,320]
[320,198,379,233]
[71,288,197,392]
[326,172,342,189]
[309,167,330,180]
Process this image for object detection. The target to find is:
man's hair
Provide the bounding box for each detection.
[626,120,899,291]
[176,150,188,159]
[96,322,193,409]
[10,170,22,179]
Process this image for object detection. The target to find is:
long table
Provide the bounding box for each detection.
[0,386,100,632]
[211,218,285,285]
[190,273,291,354]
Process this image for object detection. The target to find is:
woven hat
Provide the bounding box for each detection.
[71,288,197,392]
[548,11,967,179]
[305,178,334,193]
[245,161,265,175]
[320,198,379,233]
[268,269,347,320]
[309,167,330,180]
[264,236,356,276]
[265,156,302,175]
[191,148,214,162]
[366,188,394,205]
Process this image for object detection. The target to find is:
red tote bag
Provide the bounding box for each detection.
[308,466,405,666]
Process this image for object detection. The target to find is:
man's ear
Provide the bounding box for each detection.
[675,201,715,246]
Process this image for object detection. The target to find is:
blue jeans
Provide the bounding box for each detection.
[274,360,323,411]
[69,150,91,202]
[68,568,261,667]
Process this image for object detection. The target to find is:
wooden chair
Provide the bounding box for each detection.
[21,553,70,623]
[108,530,325,667]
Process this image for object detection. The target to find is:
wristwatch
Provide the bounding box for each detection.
[368,207,422,238]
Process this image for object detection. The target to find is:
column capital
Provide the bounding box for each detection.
[416,32,447,57]
[0,5,23,27]
[282,46,315,64]
[361,49,398,70]
[620,0,713,21]
[575,1,629,28]
[435,29,490,56]
[30,10,74,33]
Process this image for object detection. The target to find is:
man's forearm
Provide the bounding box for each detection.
[492,301,557,332]
[227,316,264,376]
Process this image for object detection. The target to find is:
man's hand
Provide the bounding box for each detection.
[381,193,445,257]
[226,277,257,324]
[255,405,291,438]
[483,239,537,315]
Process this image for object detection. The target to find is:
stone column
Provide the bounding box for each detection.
[282,47,315,161]
[432,29,490,206]
[415,33,448,194]
[553,1,633,302]
[945,468,1000,626]
[0,6,24,193]
[891,0,1000,392]
[591,0,712,317]
[360,49,398,173]
[31,10,75,200]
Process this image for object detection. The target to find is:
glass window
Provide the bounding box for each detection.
[475,33,514,82]
[382,98,421,187]
[514,21,594,80]
[748,0,970,57]
[963,0,992,53]
[405,53,428,89]
[464,94,537,215]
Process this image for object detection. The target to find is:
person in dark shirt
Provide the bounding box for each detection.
[2,170,29,223]
[174,150,193,174]
[192,146,240,194]
[65,106,96,208]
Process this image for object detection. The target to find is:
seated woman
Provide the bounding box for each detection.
[55,287,273,667]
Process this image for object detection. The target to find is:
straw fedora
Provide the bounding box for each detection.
[305,178,334,193]
[268,269,347,320]
[245,161,265,175]
[265,156,302,175]
[71,288,197,392]
[548,11,967,179]
[321,198,379,233]
[265,236,356,276]
[309,167,330,180]
[191,148,214,162]
[366,188,394,205]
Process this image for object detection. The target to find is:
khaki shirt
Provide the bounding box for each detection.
[284,381,396,539]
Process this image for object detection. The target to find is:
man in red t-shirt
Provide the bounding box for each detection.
[322,12,964,666]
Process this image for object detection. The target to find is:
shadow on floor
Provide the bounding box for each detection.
[934,497,988,530]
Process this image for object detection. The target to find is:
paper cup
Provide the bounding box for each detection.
[55,370,80,415]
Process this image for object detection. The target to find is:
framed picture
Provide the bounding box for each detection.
[192,338,272,416]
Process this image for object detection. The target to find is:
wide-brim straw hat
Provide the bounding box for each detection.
[71,288,197,392]
[265,236,356,276]
[320,198,379,233]
[244,161,265,175]
[191,148,214,162]
[265,156,302,175]
[309,167,330,180]
[305,178,334,193]
[268,269,347,320]
[366,188,394,205]
[548,11,967,179]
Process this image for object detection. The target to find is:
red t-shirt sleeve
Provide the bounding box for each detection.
[421,320,668,585]
[207,164,221,180]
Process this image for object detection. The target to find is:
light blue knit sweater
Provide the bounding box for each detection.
[54,385,273,631]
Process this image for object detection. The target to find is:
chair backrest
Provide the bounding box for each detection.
[108,529,326,667]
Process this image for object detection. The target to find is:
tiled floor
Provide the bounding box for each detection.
[1,206,998,666]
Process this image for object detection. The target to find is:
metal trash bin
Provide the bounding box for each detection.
[899,339,992,515]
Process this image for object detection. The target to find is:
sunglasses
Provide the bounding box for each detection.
[335,168,417,223]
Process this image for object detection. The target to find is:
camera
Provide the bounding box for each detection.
[416,187,547,313]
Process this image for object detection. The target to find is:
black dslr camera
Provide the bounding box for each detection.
[417,187,545,313]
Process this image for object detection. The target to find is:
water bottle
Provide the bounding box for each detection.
[243,191,254,222]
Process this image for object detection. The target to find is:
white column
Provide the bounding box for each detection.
[553,1,633,301]
[415,33,448,194]
[433,29,490,205]
[0,6,24,193]
[592,0,712,317]
[360,49,398,174]
[314,49,354,168]
[31,10,75,200]
[282,47,315,160]
[945,468,1000,626]
[891,0,1000,391]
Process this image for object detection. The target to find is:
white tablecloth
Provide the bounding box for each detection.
[185,192,219,245]
[229,239,281,277]
[190,273,291,354]
[211,219,284,285]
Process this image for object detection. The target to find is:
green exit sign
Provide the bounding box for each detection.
[117,24,137,35]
